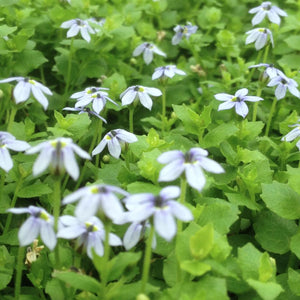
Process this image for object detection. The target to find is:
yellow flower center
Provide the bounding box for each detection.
[40,211,50,221]
[85,222,98,232]
[29,79,36,85]
[90,186,99,194]
[138,87,144,92]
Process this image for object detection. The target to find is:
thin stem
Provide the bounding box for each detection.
[0,169,5,207]
[140,224,155,294]
[161,84,166,135]
[101,221,112,291]
[53,176,62,268]
[245,50,263,85]
[177,178,187,234]
[64,38,74,95]
[252,86,262,122]
[95,119,103,168]
[262,44,270,64]
[7,105,17,132]
[129,106,134,133]
[3,175,24,234]
[265,98,277,136]
[15,246,25,300]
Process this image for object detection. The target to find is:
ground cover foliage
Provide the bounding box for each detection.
[1,0,300,299]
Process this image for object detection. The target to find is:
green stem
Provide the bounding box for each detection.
[129,106,134,133]
[161,85,166,135]
[15,246,25,300]
[245,50,263,85]
[64,38,74,95]
[101,221,112,291]
[53,176,61,268]
[265,98,277,136]
[3,176,24,234]
[177,178,187,234]
[95,119,103,168]
[0,169,5,208]
[140,224,155,294]
[252,86,262,122]
[262,44,270,64]
[7,105,17,132]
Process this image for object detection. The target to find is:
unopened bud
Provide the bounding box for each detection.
[136,294,150,300]
[103,155,110,163]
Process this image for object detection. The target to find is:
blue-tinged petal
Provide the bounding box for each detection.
[189,148,208,157]
[235,101,249,118]
[108,233,122,246]
[133,43,145,56]
[18,217,40,246]
[80,27,91,42]
[267,10,281,25]
[160,186,180,200]
[124,194,154,209]
[144,87,162,96]
[214,93,233,101]
[123,222,143,250]
[92,138,107,156]
[157,150,184,164]
[218,101,236,111]
[70,143,90,159]
[126,204,155,223]
[158,160,185,182]
[121,90,136,106]
[267,77,281,87]
[57,225,85,239]
[288,84,300,98]
[107,137,121,158]
[34,81,52,95]
[0,77,23,83]
[61,19,76,28]
[138,92,153,110]
[7,207,30,214]
[198,157,224,174]
[92,99,104,114]
[102,193,124,222]
[0,148,13,172]
[75,196,99,221]
[32,147,53,176]
[245,29,260,45]
[40,222,57,250]
[115,129,137,143]
[152,69,163,80]
[63,148,79,180]
[154,210,176,241]
[185,164,206,191]
[249,7,260,13]
[6,140,30,151]
[243,96,263,102]
[59,215,80,226]
[143,48,153,65]
[152,46,166,57]
[281,127,300,142]
[14,81,30,103]
[25,141,49,154]
[275,84,286,100]
[272,6,287,17]
[67,24,80,38]
[89,233,104,258]
[62,187,88,204]
[255,32,267,50]
[31,85,49,110]
[235,88,248,98]
[168,201,193,221]
[252,10,266,25]
[75,97,92,108]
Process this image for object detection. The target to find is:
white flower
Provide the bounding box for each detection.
[248,63,281,80]
[87,18,105,32]
[245,28,274,50]
[0,77,52,110]
[172,22,198,45]
[152,65,186,80]
[26,137,90,180]
[63,107,107,123]
[281,123,300,142]
[249,2,287,26]
[92,129,137,159]
[132,42,166,65]
[120,85,162,110]
[0,132,30,172]
[7,206,56,250]
[60,19,95,42]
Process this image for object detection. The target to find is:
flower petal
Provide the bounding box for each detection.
[40,222,57,250]
[154,210,176,241]
[18,217,40,246]
[158,160,185,182]
[168,201,193,221]
[185,164,206,191]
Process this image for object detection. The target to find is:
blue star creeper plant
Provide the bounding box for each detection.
[62,184,129,223]
[92,129,137,159]
[71,86,117,114]
[248,63,281,81]
[0,132,30,172]
[215,88,263,118]
[158,148,225,191]
[57,215,122,259]
[0,76,52,110]
[60,19,95,43]
[172,22,198,45]
[63,106,107,123]
[124,186,193,241]
[26,137,90,180]
[249,1,287,26]
[245,28,274,50]
[132,42,166,65]
[7,206,56,250]
[152,65,186,80]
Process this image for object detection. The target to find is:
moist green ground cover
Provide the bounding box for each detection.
[1,0,300,299]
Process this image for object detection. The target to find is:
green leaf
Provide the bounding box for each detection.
[0,24,17,37]
[286,166,300,195]
[53,271,101,294]
[284,35,300,51]
[190,223,214,260]
[14,50,48,73]
[247,279,283,300]
[259,252,276,282]
[278,54,300,69]
[261,182,300,220]
[180,260,211,276]
[288,268,300,296]
[253,211,297,254]
[45,278,66,300]
[0,246,15,290]
[290,231,300,259]
[225,192,262,211]
[237,148,267,163]
[210,231,232,261]
[127,181,160,194]
[18,181,52,198]
[202,122,239,148]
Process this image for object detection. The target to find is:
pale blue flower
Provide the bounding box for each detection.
[245,28,274,50]
[60,19,95,42]
[92,129,137,159]
[215,88,263,118]
[248,63,280,80]
[0,132,30,172]
[124,186,193,241]
[63,107,107,123]
[158,148,224,191]
[152,65,186,80]
[62,184,129,223]
[120,85,162,110]
[26,137,90,180]
[133,42,166,65]
[249,2,287,26]
[7,206,56,250]
[267,70,300,100]
[172,22,198,45]
[88,17,105,32]
[57,215,122,259]
[281,123,300,142]
[71,87,117,114]
[0,77,52,110]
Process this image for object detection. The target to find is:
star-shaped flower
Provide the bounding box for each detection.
[120,85,162,110]
[245,28,274,50]
[248,63,281,80]
[152,65,186,80]
[132,42,166,65]
[60,19,95,42]
[172,22,198,45]
[0,77,52,110]
[215,88,263,118]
